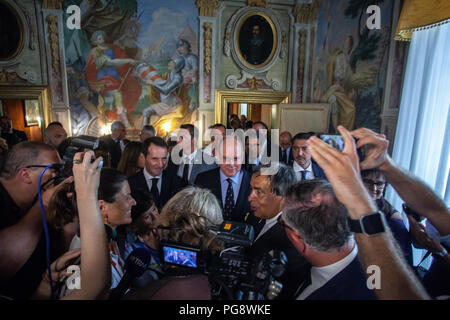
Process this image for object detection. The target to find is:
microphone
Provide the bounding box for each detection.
[109,247,151,300]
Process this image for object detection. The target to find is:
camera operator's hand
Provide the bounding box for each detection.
[308,125,376,218]
[350,127,391,171]
[407,215,444,253]
[72,151,102,200]
[33,248,81,299]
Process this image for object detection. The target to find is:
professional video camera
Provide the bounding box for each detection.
[160,221,287,300]
[55,135,103,184]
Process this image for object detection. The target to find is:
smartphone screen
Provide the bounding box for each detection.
[162,245,198,268]
[319,134,345,151]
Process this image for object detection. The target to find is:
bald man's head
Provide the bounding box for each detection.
[45,122,67,149]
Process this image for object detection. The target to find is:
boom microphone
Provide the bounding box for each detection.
[109,247,151,300]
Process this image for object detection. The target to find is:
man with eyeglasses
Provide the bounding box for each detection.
[0,141,69,299]
[247,162,310,299]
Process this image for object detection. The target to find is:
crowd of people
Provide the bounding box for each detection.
[0,116,449,301]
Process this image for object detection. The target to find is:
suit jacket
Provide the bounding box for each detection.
[291,160,327,181]
[247,221,311,299]
[193,168,255,224]
[128,169,186,209]
[167,149,218,185]
[305,255,377,300]
[1,129,28,148]
[99,135,130,169]
[279,147,294,166]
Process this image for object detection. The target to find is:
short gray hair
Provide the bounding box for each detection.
[283,180,351,252]
[111,121,125,131]
[141,125,156,137]
[253,162,296,196]
[1,142,56,180]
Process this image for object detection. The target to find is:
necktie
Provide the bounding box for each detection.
[223,178,234,221]
[182,161,190,183]
[282,150,287,163]
[301,170,308,180]
[150,178,160,206]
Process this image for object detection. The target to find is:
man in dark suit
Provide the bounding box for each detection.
[291,132,326,181]
[243,130,270,174]
[0,116,27,149]
[280,180,376,300]
[128,136,185,210]
[99,120,129,169]
[194,135,254,224]
[167,124,217,185]
[279,131,294,166]
[247,162,310,299]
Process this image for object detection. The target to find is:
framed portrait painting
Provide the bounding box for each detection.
[24,99,40,127]
[0,1,23,61]
[236,12,277,68]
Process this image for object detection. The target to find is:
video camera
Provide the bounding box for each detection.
[160,221,286,300]
[55,135,103,184]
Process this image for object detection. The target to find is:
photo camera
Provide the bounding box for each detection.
[160,221,286,300]
[55,135,103,185]
[318,134,366,162]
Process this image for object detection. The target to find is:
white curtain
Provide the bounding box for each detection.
[385,21,450,266]
[386,21,450,210]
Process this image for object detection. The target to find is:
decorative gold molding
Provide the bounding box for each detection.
[214,89,291,125]
[246,77,264,90]
[45,14,60,75]
[42,0,63,10]
[297,28,307,95]
[196,0,219,17]
[203,22,212,74]
[0,86,52,134]
[293,0,320,24]
[0,70,27,84]
[248,0,267,8]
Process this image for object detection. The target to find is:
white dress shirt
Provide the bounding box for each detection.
[177,149,198,181]
[293,161,314,181]
[297,243,358,300]
[113,138,126,152]
[143,167,162,194]
[254,211,283,242]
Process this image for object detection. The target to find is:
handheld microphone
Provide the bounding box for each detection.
[109,247,151,300]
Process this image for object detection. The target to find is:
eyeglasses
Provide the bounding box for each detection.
[277,215,300,237]
[362,179,386,189]
[25,164,61,173]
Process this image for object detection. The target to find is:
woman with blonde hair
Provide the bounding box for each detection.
[158,186,223,252]
[124,187,224,300]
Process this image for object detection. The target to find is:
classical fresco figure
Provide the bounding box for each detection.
[85,30,141,127]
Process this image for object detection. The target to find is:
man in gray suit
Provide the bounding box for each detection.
[167,124,217,185]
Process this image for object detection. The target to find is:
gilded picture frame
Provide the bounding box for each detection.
[24,99,40,127]
[236,11,277,69]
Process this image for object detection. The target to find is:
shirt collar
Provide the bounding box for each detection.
[183,149,198,161]
[219,169,242,184]
[293,161,312,173]
[310,243,358,289]
[143,167,162,180]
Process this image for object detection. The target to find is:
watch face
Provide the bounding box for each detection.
[361,213,386,235]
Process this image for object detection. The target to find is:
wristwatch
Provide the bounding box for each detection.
[434,247,448,257]
[348,211,387,236]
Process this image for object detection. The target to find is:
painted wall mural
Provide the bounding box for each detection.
[311,0,393,132]
[62,0,199,137]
